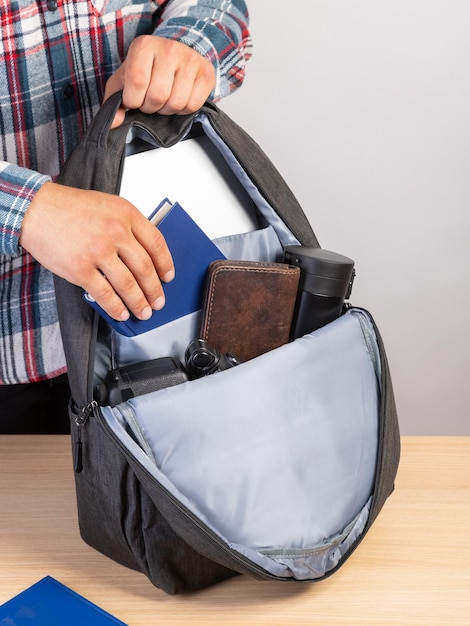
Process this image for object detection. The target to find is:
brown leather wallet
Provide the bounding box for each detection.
[199,260,301,362]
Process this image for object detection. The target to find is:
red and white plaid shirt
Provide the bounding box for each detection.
[0,0,252,384]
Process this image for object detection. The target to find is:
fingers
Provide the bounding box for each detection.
[103,36,216,125]
[84,214,175,322]
[84,270,133,323]
[20,183,175,323]
[85,255,162,325]
[148,62,215,116]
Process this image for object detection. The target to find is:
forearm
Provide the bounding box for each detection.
[0,162,51,257]
[155,0,253,99]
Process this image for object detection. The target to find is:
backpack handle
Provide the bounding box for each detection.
[85,90,202,152]
[58,91,201,194]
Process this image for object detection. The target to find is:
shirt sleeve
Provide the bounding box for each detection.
[154,0,253,100]
[0,0,253,258]
[0,162,51,257]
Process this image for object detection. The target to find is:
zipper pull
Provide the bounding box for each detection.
[74,401,97,473]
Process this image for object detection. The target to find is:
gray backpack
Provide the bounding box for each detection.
[54,93,400,595]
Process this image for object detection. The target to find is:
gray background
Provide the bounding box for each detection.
[220,0,470,435]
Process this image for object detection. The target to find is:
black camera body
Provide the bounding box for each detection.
[95,340,242,407]
[94,357,188,407]
[185,339,242,379]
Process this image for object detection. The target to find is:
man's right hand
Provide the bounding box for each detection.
[19,181,175,322]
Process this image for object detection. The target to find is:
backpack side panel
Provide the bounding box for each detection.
[70,401,237,594]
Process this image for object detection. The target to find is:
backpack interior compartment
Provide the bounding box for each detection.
[100,309,380,581]
[92,112,380,582]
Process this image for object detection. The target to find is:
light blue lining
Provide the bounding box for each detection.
[102,310,380,580]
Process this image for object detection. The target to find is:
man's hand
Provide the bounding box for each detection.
[20,182,175,322]
[104,35,216,127]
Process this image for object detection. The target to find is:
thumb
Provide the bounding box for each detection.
[110,106,126,129]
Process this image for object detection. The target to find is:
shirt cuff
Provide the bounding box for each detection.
[0,162,51,257]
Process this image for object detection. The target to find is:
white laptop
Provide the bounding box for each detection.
[120,133,258,240]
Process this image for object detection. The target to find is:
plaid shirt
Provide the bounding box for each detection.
[0,0,252,385]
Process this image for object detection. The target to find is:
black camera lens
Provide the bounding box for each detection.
[191,346,217,371]
[185,339,242,379]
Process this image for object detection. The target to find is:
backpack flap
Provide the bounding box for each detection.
[90,306,399,585]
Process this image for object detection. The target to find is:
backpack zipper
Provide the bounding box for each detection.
[74,400,98,473]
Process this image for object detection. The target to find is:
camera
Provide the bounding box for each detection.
[283,245,355,339]
[95,341,242,406]
[185,339,242,379]
[94,357,188,407]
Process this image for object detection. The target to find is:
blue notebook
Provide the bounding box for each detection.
[0,576,126,625]
[84,199,226,336]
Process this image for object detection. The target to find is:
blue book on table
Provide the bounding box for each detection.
[0,576,126,625]
[84,199,226,336]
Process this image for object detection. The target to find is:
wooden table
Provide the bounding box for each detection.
[0,436,469,625]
